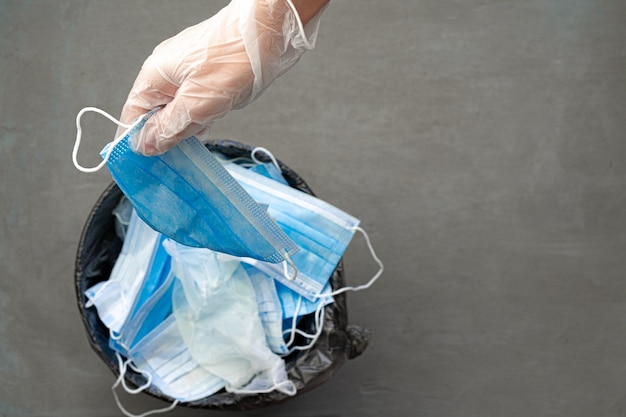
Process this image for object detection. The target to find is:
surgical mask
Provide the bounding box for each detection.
[165,240,296,396]
[111,291,225,415]
[84,210,161,334]
[119,315,226,404]
[93,233,219,416]
[224,153,384,346]
[223,161,362,300]
[223,149,346,314]
[109,247,174,356]
[277,279,333,320]
[73,107,299,266]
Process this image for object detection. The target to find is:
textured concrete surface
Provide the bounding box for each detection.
[2,0,626,416]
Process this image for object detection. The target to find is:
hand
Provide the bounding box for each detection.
[118,0,328,155]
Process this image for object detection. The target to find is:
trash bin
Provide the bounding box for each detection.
[74,139,371,410]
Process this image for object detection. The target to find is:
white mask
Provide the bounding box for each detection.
[164,240,296,396]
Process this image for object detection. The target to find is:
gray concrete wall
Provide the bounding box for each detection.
[2,0,626,416]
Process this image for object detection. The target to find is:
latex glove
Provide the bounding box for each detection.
[118,0,325,155]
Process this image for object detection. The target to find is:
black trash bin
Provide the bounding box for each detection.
[74,139,371,411]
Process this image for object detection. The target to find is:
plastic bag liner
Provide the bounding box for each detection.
[74,139,371,411]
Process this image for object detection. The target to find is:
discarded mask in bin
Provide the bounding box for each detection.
[74,139,376,411]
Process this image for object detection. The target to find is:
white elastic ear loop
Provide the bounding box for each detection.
[109,330,132,362]
[315,226,384,299]
[72,106,142,173]
[110,328,123,341]
[251,147,281,171]
[282,295,326,350]
[283,252,298,281]
[283,298,327,354]
[282,296,304,349]
[114,353,152,394]
[112,352,179,417]
[281,227,383,354]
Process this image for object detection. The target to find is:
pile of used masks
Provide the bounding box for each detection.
[73,109,382,414]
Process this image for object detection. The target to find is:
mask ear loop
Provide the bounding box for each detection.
[282,298,327,354]
[72,106,149,173]
[282,252,298,281]
[251,147,281,172]
[280,226,382,352]
[281,226,383,353]
[111,352,179,417]
[282,296,304,350]
[316,226,384,299]
[110,329,123,341]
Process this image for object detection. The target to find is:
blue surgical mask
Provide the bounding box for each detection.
[73,107,299,266]
[277,280,333,320]
[223,161,361,300]
[109,250,174,356]
[249,163,288,185]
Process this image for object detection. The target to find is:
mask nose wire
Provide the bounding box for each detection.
[72,106,143,173]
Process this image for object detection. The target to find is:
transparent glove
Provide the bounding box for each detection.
[118,0,325,155]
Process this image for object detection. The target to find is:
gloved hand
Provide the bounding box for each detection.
[118,0,326,156]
